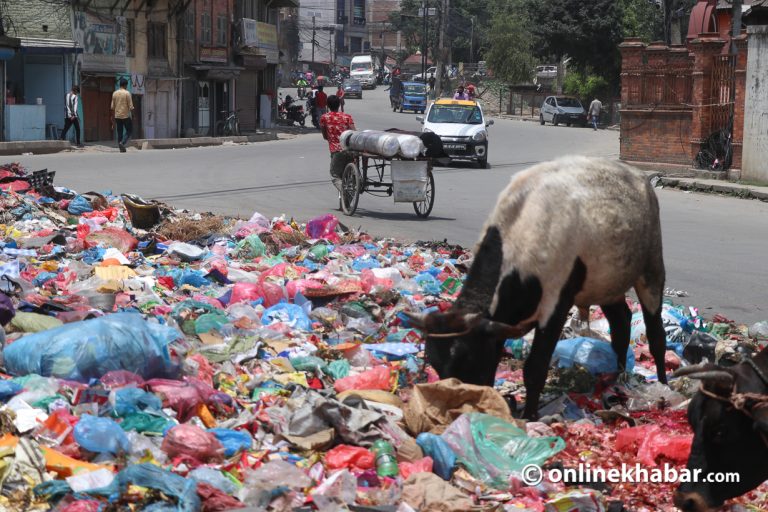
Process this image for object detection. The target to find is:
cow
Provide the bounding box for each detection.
[405,156,668,419]
[672,349,768,511]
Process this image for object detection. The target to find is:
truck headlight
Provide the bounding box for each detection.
[473,131,487,142]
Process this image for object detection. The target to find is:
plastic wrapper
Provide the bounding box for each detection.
[310,469,357,508]
[396,134,426,159]
[544,490,606,512]
[99,370,145,389]
[325,444,375,471]
[333,365,392,393]
[229,281,284,307]
[615,424,692,466]
[261,303,312,331]
[552,336,635,375]
[189,467,239,495]
[207,428,252,457]
[111,463,201,512]
[3,313,181,382]
[146,379,203,422]
[112,387,163,416]
[399,456,433,480]
[235,234,266,259]
[441,413,565,489]
[415,433,456,480]
[749,320,768,340]
[305,214,340,241]
[162,424,225,463]
[85,227,138,252]
[73,414,131,454]
[625,382,687,411]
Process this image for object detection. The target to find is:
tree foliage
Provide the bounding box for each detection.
[484,0,535,83]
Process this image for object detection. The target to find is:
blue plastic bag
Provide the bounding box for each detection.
[414,272,441,295]
[112,387,163,416]
[208,428,252,457]
[261,303,311,331]
[0,380,22,402]
[106,464,200,512]
[74,414,131,454]
[32,272,58,287]
[68,195,93,215]
[416,432,456,480]
[552,336,635,375]
[3,312,181,382]
[165,268,209,288]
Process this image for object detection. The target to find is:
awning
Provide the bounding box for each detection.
[190,64,245,81]
[20,38,82,54]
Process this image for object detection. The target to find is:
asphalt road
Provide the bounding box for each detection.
[14,87,768,323]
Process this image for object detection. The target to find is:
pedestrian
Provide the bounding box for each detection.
[336,83,345,112]
[60,85,83,148]
[111,78,134,153]
[427,73,436,99]
[314,85,328,118]
[453,85,469,100]
[589,97,603,131]
[319,95,356,201]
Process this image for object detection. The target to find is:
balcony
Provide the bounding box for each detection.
[352,17,366,26]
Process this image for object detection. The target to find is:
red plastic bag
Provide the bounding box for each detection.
[187,354,215,386]
[197,482,246,512]
[615,425,692,466]
[161,424,225,463]
[147,379,202,422]
[399,456,434,479]
[228,282,284,307]
[324,444,375,471]
[333,366,392,393]
[100,370,145,389]
[58,499,102,512]
[85,227,138,252]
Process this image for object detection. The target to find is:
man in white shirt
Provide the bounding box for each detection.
[60,85,83,147]
[589,98,602,131]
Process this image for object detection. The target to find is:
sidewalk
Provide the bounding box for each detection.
[0,130,285,156]
[654,175,768,201]
[487,112,620,131]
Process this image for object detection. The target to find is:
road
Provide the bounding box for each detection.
[14,87,768,323]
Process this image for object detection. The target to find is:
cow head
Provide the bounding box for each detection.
[404,309,532,386]
[673,356,768,512]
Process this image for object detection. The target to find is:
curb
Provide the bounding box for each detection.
[0,140,72,156]
[131,132,278,150]
[656,176,768,202]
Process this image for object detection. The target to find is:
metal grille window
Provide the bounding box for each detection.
[125,19,135,57]
[217,15,227,45]
[201,12,212,44]
[148,22,167,59]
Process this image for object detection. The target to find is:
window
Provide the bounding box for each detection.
[126,19,135,56]
[350,36,362,53]
[184,10,194,41]
[201,12,212,44]
[217,15,227,46]
[148,22,167,59]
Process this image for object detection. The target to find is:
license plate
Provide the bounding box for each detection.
[444,144,466,150]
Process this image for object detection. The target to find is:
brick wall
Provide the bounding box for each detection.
[620,110,693,166]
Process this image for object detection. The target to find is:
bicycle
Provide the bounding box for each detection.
[216,110,241,136]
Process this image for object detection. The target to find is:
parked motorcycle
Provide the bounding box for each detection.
[278,94,307,127]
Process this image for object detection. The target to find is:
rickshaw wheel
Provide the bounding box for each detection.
[341,162,361,216]
[413,170,435,218]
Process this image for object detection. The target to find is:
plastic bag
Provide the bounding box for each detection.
[99,370,145,390]
[162,424,225,463]
[324,444,375,471]
[441,413,565,489]
[615,424,691,466]
[229,281,284,307]
[749,321,768,340]
[235,234,266,259]
[261,303,311,331]
[305,214,340,241]
[112,387,163,416]
[85,227,138,252]
[147,380,203,422]
[327,359,350,379]
[333,365,392,393]
[290,355,327,373]
[112,463,200,512]
[0,292,14,326]
[73,414,131,454]
[310,469,357,509]
[416,433,456,480]
[189,467,239,495]
[624,382,687,412]
[3,313,181,382]
[399,456,434,480]
[552,337,634,375]
[207,428,252,457]
[68,196,94,215]
[119,413,172,434]
[0,380,22,402]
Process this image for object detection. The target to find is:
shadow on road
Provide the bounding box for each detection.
[340,209,456,222]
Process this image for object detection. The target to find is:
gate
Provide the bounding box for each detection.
[709,54,735,133]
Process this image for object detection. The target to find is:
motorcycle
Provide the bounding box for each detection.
[278,94,307,127]
[297,85,307,99]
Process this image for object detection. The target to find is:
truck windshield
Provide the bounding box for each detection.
[404,84,426,95]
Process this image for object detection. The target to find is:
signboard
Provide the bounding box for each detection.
[255,22,278,51]
[242,21,279,64]
[243,18,258,46]
[73,11,127,71]
[200,47,228,63]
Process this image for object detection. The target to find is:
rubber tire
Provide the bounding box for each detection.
[540,114,545,125]
[341,162,361,216]
[233,121,240,136]
[215,121,225,136]
[553,115,559,126]
[299,116,306,127]
[413,170,435,218]
[566,122,571,127]
[477,158,488,169]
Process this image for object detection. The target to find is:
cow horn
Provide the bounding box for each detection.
[672,363,718,378]
[401,311,426,330]
[485,319,534,340]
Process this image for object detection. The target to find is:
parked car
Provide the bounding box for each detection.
[540,96,587,127]
[417,98,494,168]
[401,82,428,113]
[343,79,363,99]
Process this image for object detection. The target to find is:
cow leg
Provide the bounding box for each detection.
[641,303,668,384]
[522,305,572,420]
[600,301,632,373]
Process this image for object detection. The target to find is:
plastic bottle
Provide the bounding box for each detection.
[371,439,399,477]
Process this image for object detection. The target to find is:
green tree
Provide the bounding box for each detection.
[484,0,535,84]
[620,0,663,41]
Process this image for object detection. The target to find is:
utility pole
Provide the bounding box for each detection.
[434,0,447,99]
[731,0,743,53]
[469,16,474,66]
[421,1,427,80]
[312,15,316,68]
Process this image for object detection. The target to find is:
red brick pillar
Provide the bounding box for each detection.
[619,38,646,106]
[688,33,727,162]
[668,45,692,105]
[730,32,748,175]
[645,42,669,104]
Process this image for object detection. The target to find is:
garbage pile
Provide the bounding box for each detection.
[0,162,767,511]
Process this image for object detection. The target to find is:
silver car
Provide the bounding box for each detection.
[540,96,588,127]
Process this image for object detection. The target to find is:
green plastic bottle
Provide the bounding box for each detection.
[371,439,399,477]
